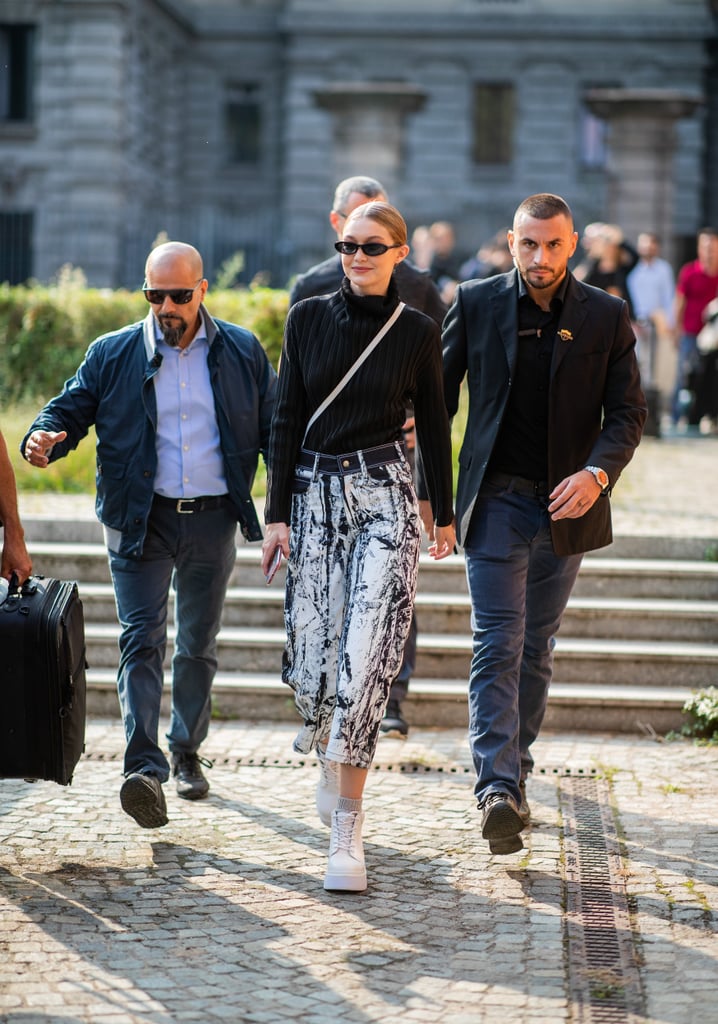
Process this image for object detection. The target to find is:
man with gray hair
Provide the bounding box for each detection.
[290,175,446,322]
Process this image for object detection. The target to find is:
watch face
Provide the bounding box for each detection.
[596,469,609,488]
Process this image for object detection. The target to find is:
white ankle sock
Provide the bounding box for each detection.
[337,796,362,813]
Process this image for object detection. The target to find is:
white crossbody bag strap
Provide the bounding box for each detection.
[302,302,405,444]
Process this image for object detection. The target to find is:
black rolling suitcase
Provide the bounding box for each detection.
[0,576,87,785]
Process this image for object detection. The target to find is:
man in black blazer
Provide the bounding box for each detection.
[289,175,447,739]
[421,193,646,854]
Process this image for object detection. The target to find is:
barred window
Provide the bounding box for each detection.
[0,24,34,122]
[225,83,262,165]
[0,211,33,284]
[472,83,515,165]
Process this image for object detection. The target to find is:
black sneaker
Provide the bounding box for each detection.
[120,773,168,828]
[480,792,525,855]
[488,833,524,855]
[380,699,409,739]
[172,752,212,800]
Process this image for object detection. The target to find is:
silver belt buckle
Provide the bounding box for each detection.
[176,498,195,514]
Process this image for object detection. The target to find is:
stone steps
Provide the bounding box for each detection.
[80,620,718,687]
[75,581,718,641]
[20,521,718,733]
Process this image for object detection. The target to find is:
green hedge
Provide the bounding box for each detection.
[0,279,287,405]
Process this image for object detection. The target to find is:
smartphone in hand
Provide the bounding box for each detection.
[265,546,283,585]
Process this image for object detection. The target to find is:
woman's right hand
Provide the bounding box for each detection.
[261,523,290,576]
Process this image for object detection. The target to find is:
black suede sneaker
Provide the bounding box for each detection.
[480,792,525,855]
[120,773,168,828]
[172,752,212,800]
[379,699,409,739]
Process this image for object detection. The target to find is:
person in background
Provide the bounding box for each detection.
[289,174,447,738]
[627,232,675,333]
[263,202,455,891]
[459,228,513,282]
[627,232,676,425]
[575,223,638,317]
[421,193,646,856]
[672,227,718,432]
[22,242,277,829]
[427,220,464,305]
[1,428,33,587]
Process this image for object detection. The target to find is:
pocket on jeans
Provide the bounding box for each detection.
[364,461,410,487]
[292,474,311,494]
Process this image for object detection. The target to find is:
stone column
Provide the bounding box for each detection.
[584,89,703,433]
[314,82,426,201]
[584,88,702,268]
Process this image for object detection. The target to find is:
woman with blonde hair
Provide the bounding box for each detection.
[262,201,455,892]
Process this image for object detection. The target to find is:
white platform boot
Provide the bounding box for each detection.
[323,808,367,892]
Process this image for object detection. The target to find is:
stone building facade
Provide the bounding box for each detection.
[0,0,716,287]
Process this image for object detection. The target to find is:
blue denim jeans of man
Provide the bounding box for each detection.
[108,497,237,780]
[463,480,583,807]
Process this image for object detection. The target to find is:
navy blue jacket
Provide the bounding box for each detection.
[23,309,277,557]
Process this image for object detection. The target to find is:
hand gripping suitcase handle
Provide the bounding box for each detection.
[8,572,39,596]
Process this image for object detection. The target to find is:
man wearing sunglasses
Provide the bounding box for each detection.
[22,242,277,829]
[289,175,447,741]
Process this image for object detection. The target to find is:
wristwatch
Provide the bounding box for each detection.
[585,465,609,492]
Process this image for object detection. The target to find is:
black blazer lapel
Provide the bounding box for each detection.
[551,274,589,378]
[489,270,519,371]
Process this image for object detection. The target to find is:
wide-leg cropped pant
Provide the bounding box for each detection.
[283,452,421,768]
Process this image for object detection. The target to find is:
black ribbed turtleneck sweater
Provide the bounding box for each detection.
[265,277,454,526]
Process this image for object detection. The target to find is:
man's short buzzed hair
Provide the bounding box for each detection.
[514,193,573,226]
[333,176,387,213]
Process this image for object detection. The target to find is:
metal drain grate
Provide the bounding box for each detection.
[82,752,603,776]
[561,776,644,1023]
[81,750,474,773]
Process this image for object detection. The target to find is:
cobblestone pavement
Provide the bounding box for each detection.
[7,435,717,1022]
[1,719,716,1024]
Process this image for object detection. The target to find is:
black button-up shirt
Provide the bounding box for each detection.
[487,271,570,481]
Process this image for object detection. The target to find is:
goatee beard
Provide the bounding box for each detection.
[158,317,186,347]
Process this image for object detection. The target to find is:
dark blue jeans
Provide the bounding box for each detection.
[463,480,583,806]
[671,332,700,424]
[108,498,237,780]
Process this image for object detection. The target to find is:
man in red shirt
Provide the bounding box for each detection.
[672,228,718,430]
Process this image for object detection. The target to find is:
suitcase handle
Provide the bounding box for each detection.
[2,573,40,614]
[8,572,39,597]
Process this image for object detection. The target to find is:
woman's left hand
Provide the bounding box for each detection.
[428,522,456,560]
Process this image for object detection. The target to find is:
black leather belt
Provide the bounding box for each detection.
[485,472,548,498]
[153,494,229,514]
[297,441,405,476]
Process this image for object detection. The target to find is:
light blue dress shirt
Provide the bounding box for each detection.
[152,311,228,498]
[627,258,676,328]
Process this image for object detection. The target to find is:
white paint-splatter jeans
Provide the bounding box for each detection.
[283,446,421,767]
